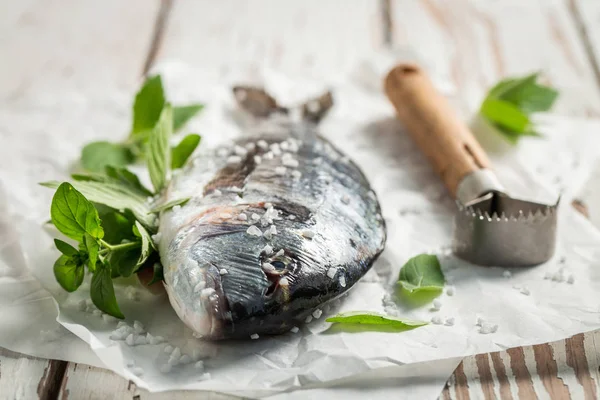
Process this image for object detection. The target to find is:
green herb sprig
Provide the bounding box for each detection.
[479,72,558,144]
[81,75,203,173]
[42,76,201,318]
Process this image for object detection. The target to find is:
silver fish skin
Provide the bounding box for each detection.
[158,108,386,341]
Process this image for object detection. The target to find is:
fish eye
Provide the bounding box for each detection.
[271,260,286,270]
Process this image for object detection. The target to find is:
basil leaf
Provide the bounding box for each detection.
[105,166,153,196]
[173,105,204,131]
[50,183,104,241]
[398,254,445,293]
[171,134,201,169]
[81,141,134,173]
[132,75,166,135]
[54,255,85,292]
[43,180,155,229]
[149,261,164,285]
[480,98,530,133]
[91,262,124,318]
[147,104,173,192]
[54,239,78,256]
[150,197,190,213]
[133,221,154,266]
[98,211,136,245]
[84,233,99,268]
[326,312,428,330]
[111,246,142,277]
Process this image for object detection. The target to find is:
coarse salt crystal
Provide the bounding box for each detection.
[219,268,228,275]
[431,316,443,325]
[339,275,346,287]
[220,213,232,219]
[234,145,248,156]
[270,143,282,155]
[291,170,302,179]
[132,367,144,376]
[250,333,260,340]
[305,315,313,323]
[280,142,289,151]
[227,155,242,165]
[180,354,192,364]
[133,321,144,334]
[301,229,315,239]
[282,157,299,168]
[341,195,350,204]
[125,334,135,346]
[245,142,256,151]
[257,140,268,150]
[290,326,299,333]
[238,213,248,221]
[217,148,229,157]
[262,262,276,272]
[214,189,222,196]
[262,244,274,255]
[264,152,274,160]
[432,299,442,310]
[194,361,205,370]
[520,287,530,296]
[445,317,455,326]
[254,155,262,164]
[288,214,296,220]
[269,225,277,235]
[153,336,165,344]
[480,322,498,334]
[446,286,455,296]
[251,213,261,220]
[264,202,273,209]
[164,345,174,353]
[476,317,484,326]
[275,249,284,257]
[134,335,147,345]
[503,270,512,278]
[168,347,181,365]
[279,277,289,286]
[275,166,286,175]
[102,314,117,323]
[312,309,323,319]
[246,225,262,236]
[151,232,162,246]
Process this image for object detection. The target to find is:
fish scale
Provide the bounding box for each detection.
[157,87,386,339]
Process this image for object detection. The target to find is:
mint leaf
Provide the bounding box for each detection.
[398,254,445,293]
[150,197,190,213]
[133,221,154,266]
[84,233,99,268]
[54,239,78,256]
[91,262,124,318]
[98,210,136,245]
[147,104,173,192]
[43,180,155,229]
[326,312,428,330]
[105,166,153,196]
[132,75,165,135]
[111,246,141,277]
[51,183,104,241]
[173,105,203,131]
[54,255,85,292]
[171,134,201,169]
[479,72,558,144]
[81,141,134,173]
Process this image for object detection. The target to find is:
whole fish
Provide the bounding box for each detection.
[157,87,386,340]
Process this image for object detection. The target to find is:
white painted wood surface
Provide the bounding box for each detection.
[2,0,600,399]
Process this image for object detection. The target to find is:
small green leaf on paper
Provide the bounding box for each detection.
[90,262,124,319]
[53,255,85,292]
[398,254,445,294]
[326,311,428,330]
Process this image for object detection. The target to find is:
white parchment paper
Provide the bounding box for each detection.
[2,59,600,398]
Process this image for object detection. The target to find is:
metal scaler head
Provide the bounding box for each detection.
[384,64,559,268]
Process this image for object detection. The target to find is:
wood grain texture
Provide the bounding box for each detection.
[389,0,600,117]
[0,348,67,400]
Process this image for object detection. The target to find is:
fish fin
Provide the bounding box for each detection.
[299,91,334,124]
[232,86,288,118]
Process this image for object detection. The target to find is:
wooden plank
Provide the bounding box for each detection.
[154,0,382,80]
[389,0,600,117]
[0,347,67,400]
[0,0,161,102]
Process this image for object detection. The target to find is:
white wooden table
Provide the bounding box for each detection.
[2,1,600,398]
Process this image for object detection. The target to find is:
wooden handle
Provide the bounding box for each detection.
[384,64,491,198]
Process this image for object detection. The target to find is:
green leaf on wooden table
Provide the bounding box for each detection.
[54,239,79,257]
[147,104,173,192]
[54,254,85,292]
[83,233,100,269]
[132,75,166,135]
[398,254,445,294]
[50,183,104,241]
[81,141,134,173]
[479,72,558,144]
[326,312,428,330]
[105,166,154,196]
[43,179,155,229]
[150,197,190,213]
[171,134,201,169]
[173,105,204,132]
[133,221,154,266]
[91,261,124,318]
